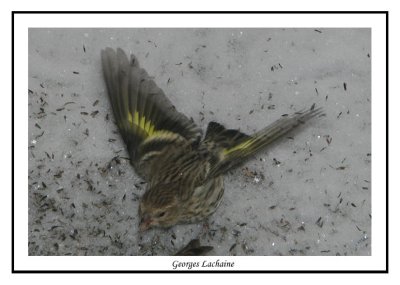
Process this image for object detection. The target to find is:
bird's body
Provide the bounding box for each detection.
[101,48,322,231]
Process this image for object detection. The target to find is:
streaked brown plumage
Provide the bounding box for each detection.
[101,48,323,231]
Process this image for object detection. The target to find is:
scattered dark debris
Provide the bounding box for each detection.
[297,225,305,231]
[278,218,291,232]
[241,167,265,183]
[69,229,78,240]
[147,40,158,48]
[314,29,322,33]
[232,229,241,237]
[84,179,94,192]
[320,250,330,253]
[83,45,86,52]
[335,166,346,170]
[351,203,357,207]
[199,111,204,122]
[50,225,62,231]
[34,123,41,129]
[249,109,254,115]
[54,170,64,179]
[131,193,139,202]
[325,95,328,101]
[337,111,342,119]
[367,53,370,58]
[325,135,332,145]
[28,89,34,94]
[35,131,44,139]
[315,88,319,95]
[83,128,89,136]
[270,63,283,71]
[93,100,99,106]
[269,205,277,210]
[267,104,275,110]
[241,241,254,254]
[315,217,324,228]
[40,83,45,88]
[272,158,281,166]
[56,107,65,111]
[90,110,99,118]
[73,71,79,74]
[81,112,88,115]
[343,82,347,91]
[229,243,237,253]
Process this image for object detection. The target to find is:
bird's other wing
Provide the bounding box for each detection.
[101,48,202,175]
[206,107,324,178]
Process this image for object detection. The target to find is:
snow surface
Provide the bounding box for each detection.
[28,28,371,256]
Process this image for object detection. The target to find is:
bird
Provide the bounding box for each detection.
[101,47,323,231]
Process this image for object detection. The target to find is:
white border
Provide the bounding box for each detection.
[14,13,386,271]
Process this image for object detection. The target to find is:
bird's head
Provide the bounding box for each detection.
[138,182,182,231]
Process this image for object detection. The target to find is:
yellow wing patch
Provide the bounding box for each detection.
[128,111,179,141]
[222,139,255,156]
[128,111,156,137]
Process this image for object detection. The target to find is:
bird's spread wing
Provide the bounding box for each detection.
[206,107,324,178]
[101,48,202,175]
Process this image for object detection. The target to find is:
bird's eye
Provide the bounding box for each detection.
[157,211,166,218]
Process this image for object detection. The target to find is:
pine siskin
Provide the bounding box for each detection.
[101,48,323,231]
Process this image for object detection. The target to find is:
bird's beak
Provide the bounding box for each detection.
[139,215,153,232]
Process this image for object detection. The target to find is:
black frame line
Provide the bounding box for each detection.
[12,11,388,274]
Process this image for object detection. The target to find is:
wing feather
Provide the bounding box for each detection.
[101,48,202,174]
